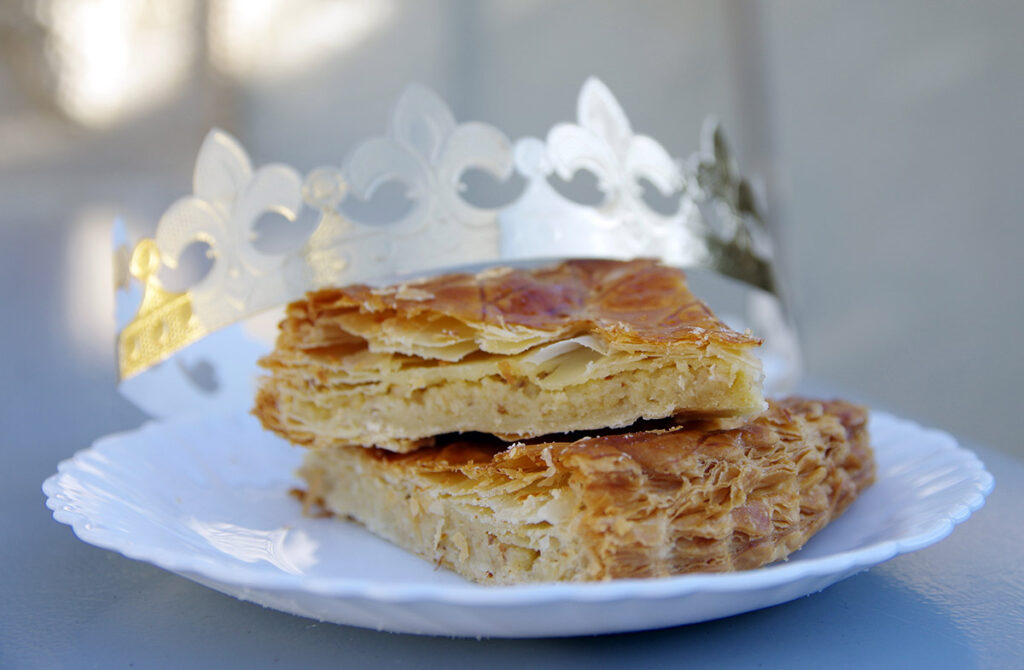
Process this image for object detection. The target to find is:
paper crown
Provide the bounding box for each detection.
[115,78,796,409]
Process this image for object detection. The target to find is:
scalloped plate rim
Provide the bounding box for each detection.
[43,409,994,609]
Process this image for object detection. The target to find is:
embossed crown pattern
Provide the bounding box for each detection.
[117,78,781,381]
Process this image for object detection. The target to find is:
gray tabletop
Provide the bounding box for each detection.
[2,223,1022,669]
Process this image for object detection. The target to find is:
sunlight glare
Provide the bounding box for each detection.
[42,0,195,127]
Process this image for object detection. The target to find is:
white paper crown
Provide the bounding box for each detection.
[115,78,798,417]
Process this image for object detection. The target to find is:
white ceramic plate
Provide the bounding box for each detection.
[44,410,993,638]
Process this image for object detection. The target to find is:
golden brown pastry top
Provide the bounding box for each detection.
[278,259,761,357]
[368,397,870,483]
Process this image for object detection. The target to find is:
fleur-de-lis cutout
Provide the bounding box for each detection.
[339,85,514,274]
[154,130,304,331]
[346,85,514,231]
[547,78,682,230]
[501,78,684,260]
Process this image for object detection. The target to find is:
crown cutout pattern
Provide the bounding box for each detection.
[500,78,774,294]
[117,78,786,386]
[501,78,684,263]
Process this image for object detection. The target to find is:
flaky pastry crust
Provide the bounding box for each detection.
[299,398,874,584]
[255,260,765,451]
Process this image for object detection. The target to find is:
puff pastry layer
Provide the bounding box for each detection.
[298,397,874,584]
[255,260,765,452]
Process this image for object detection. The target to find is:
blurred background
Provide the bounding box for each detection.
[1,0,1021,459]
